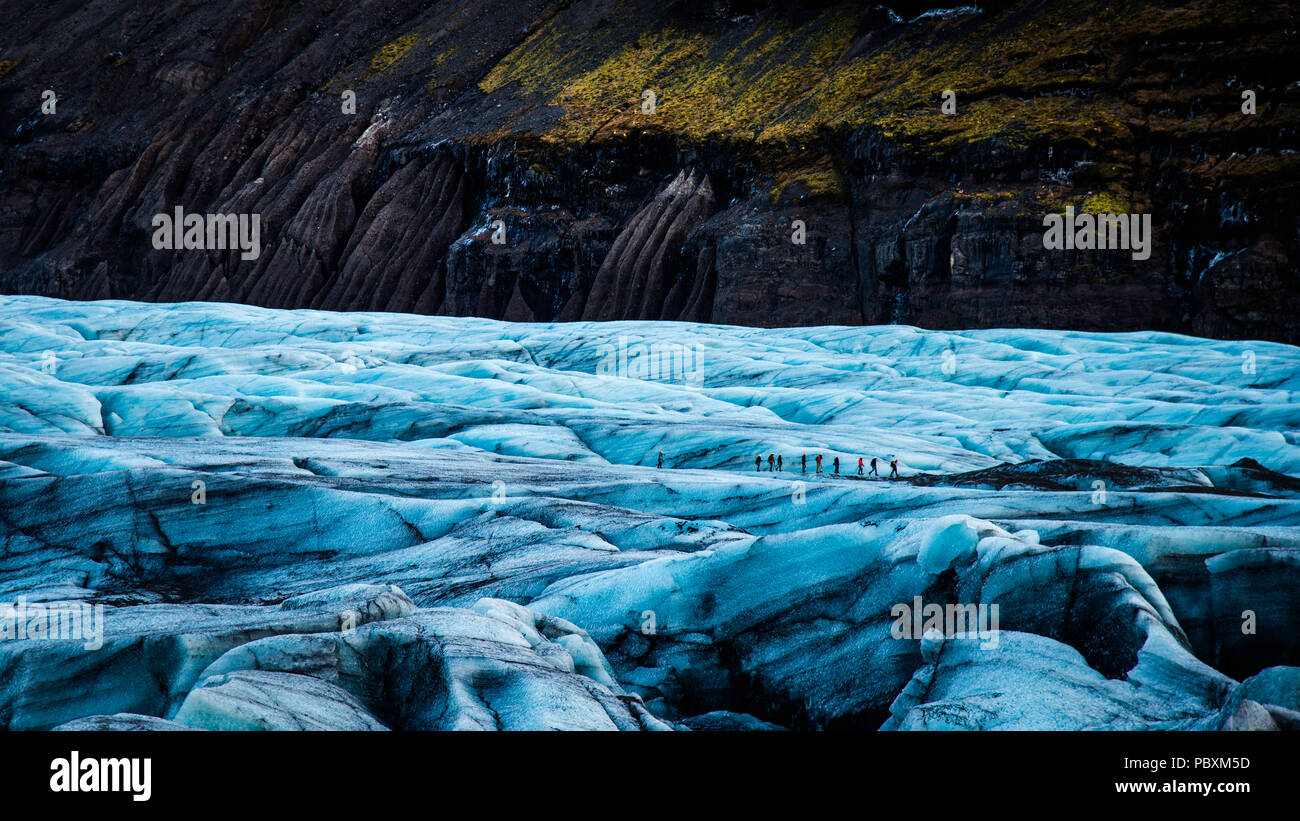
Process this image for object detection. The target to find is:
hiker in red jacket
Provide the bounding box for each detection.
[815,454,823,474]
[858,457,864,476]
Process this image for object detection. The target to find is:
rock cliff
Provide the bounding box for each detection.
[1,0,1297,339]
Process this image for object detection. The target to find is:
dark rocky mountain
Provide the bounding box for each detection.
[1,0,1297,340]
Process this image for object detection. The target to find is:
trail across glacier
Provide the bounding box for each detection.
[0,296,1297,730]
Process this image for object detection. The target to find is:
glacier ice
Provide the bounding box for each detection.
[1,295,1298,730]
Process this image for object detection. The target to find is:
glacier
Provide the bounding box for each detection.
[0,295,1297,730]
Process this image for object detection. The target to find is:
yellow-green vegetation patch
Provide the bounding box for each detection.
[1078,191,1132,213]
[368,31,420,75]
[473,0,1277,202]
[955,189,1019,204]
[478,21,602,97]
[320,68,343,94]
[769,157,844,203]
[1208,152,1300,179]
[806,0,1139,156]
[480,0,1140,156]
[426,42,460,89]
[479,5,859,145]
[0,58,18,81]
[1201,152,1300,197]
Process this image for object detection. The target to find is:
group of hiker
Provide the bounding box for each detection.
[653,450,900,479]
[756,452,899,479]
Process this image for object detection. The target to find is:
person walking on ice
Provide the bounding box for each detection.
[801,454,807,473]
[815,454,823,474]
[777,454,783,472]
[857,457,864,476]
[889,457,899,479]
[869,457,879,477]
[833,456,840,474]
[657,451,663,469]
[767,453,775,472]
[756,455,762,472]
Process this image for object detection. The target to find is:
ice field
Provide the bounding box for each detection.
[1,296,1297,730]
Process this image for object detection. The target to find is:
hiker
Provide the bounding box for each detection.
[657,451,664,469]
[869,457,878,477]
[801,454,807,473]
[857,457,864,476]
[815,454,823,474]
[767,453,775,472]
[833,456,840,474]
[889,458,899,479]
[777,454,783,472]
[756,455,762,472]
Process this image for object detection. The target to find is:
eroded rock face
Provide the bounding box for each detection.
[703,193,860,327]
[1,1,1296,340]
[2,297,1298,730]
[573,169,718,322]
